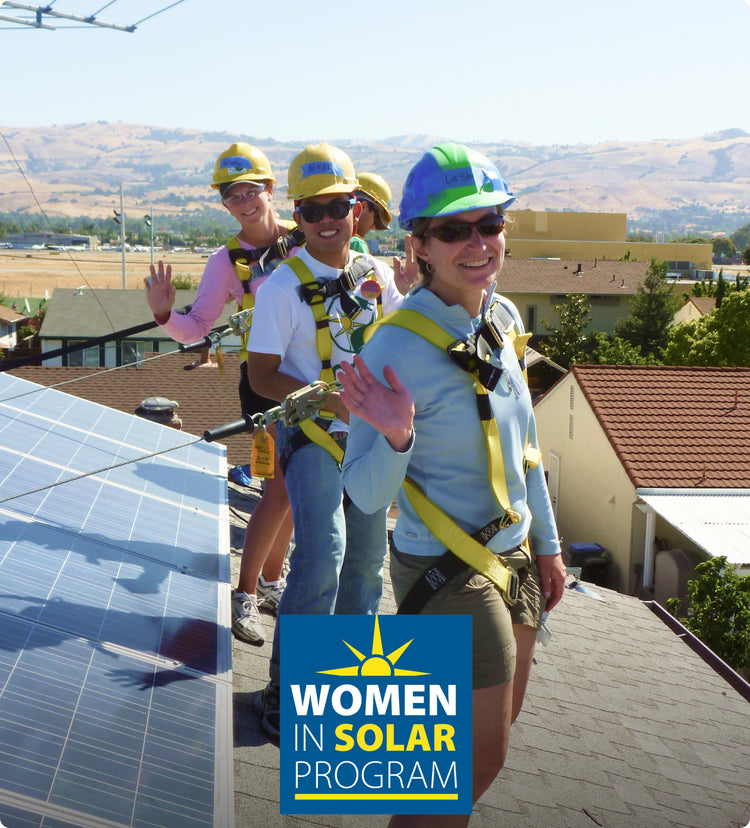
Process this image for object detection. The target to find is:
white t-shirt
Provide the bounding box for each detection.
[248,245,402,430]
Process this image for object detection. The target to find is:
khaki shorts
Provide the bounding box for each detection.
[389,547,545,689]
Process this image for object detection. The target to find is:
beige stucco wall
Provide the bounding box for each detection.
[534,375,638,592]
[506,210,712,269]
[672,300,703,326]
[509,211,627,242]
[500,290,631,336]
[506,238,713,269]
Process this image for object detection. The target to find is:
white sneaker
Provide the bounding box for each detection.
[232,591,264,645]
[257,575,286,614]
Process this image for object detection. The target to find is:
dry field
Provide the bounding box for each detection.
[0,249,211,300]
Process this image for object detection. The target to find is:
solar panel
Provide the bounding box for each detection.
[0,372,233,828]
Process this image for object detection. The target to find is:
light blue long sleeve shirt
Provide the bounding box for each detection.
[341,287,561,559]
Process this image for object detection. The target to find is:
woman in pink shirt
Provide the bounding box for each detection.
[145,143,301,646]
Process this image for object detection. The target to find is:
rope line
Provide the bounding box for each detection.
[0,350,178,404]
[0,435,205,505]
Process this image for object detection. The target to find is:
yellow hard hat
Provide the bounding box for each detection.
[211,143,275,190]
[287,143,358,200]
[357,172,393,230]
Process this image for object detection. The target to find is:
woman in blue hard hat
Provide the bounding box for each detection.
[145,142,300,648]
[339,143,566,826]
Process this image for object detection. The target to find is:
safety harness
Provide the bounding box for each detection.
[282,254,384,465]
[366,297,540,610]
[226,223,305,359]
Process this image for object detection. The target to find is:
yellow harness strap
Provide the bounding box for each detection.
[402,477,520,601]
[285,254,381,465]
[372,302,538,602]
[286,256,336,386]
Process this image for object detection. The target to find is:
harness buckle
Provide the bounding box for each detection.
[228,308,253,336]
[281,380,341,427]
[499,508,523,529]
[506,570,520,605]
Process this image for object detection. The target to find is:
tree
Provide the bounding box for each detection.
[715,270,726,308]
[664,288,750,366]
[666,556,750,679]
[590,332,659,365]
[540,293,594,369]
[614,258,675,360]
[730,222,750,253]
[712,236,736,261]
[743,246,750,266]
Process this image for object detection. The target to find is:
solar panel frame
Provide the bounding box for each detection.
[0,373,234,828]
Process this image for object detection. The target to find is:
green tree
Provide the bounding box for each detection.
[614,258,675,360]
[666,556,750,678]
[715,270,726,308]
[664,288,750,366]
[743,246,750,266]
[730,222,750,252]
[590,332,659,365]
[712,236,736,260]
[540,293,594,369]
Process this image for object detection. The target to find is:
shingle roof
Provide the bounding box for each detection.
[571,364,750,488]
[499,258,649,295]
[230,478,750,828]
[0,305,26,324]
[37,288,226,339]
[9,350,251,467]
[688,296,717,316]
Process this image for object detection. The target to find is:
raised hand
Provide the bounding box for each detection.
[144,260,175,324]
[393,234,419,296]
[338,355,414,452]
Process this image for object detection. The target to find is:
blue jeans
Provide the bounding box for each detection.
[269,422,387,683]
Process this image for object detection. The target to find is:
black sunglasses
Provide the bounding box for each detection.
[296,198,356,223]
[423,214,505,244]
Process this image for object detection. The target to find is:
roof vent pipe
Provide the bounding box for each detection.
[135,396,182,430]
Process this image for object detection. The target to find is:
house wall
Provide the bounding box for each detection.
[501,290,632,336]
[534,374,638,592]
[673,300,703,326]
[506,210,712,269]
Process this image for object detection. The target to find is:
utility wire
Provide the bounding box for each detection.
[132,0,186,27]
[0,435,205,505]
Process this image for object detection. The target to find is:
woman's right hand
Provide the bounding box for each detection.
[144,260,175,325]
[338,355,414,452]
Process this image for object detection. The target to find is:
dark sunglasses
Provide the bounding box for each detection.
[423,214,505,244]
[296,198,356,223]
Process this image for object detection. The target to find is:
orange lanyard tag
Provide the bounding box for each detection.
[251,429,275,479]
[215,345,225,374]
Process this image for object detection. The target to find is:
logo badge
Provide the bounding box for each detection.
[280,614,472,814]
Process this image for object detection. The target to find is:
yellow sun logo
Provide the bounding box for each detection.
[318,616,430,677]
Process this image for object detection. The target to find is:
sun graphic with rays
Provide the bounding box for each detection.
[318,616,430,677]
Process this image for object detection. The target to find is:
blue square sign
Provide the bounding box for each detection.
[280,614,473,814]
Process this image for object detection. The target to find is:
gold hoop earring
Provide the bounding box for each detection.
[424,261,433,274]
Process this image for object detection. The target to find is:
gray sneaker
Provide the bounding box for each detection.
[257,575,286,614]
[252,681,281,739]
[231,591,264,645]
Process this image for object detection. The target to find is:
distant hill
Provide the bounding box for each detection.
[1,122,749,235]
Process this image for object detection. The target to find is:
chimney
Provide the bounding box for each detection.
[135,396,182,430]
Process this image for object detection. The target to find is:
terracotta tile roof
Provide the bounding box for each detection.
[571,364,750,489]
[9,351,252,468]
[498,258,649,295]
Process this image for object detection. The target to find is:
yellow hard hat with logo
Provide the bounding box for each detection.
[357,172,393,230]
[287,143,358,200]
[211,143,275,190]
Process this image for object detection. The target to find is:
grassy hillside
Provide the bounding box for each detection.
[1,123,749,235]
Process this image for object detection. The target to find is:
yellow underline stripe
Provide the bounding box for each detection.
[295,794,459,800]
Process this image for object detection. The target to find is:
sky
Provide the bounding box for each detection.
[1,0,750,147]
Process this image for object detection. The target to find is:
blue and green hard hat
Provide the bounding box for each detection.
[398,143,515,231]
